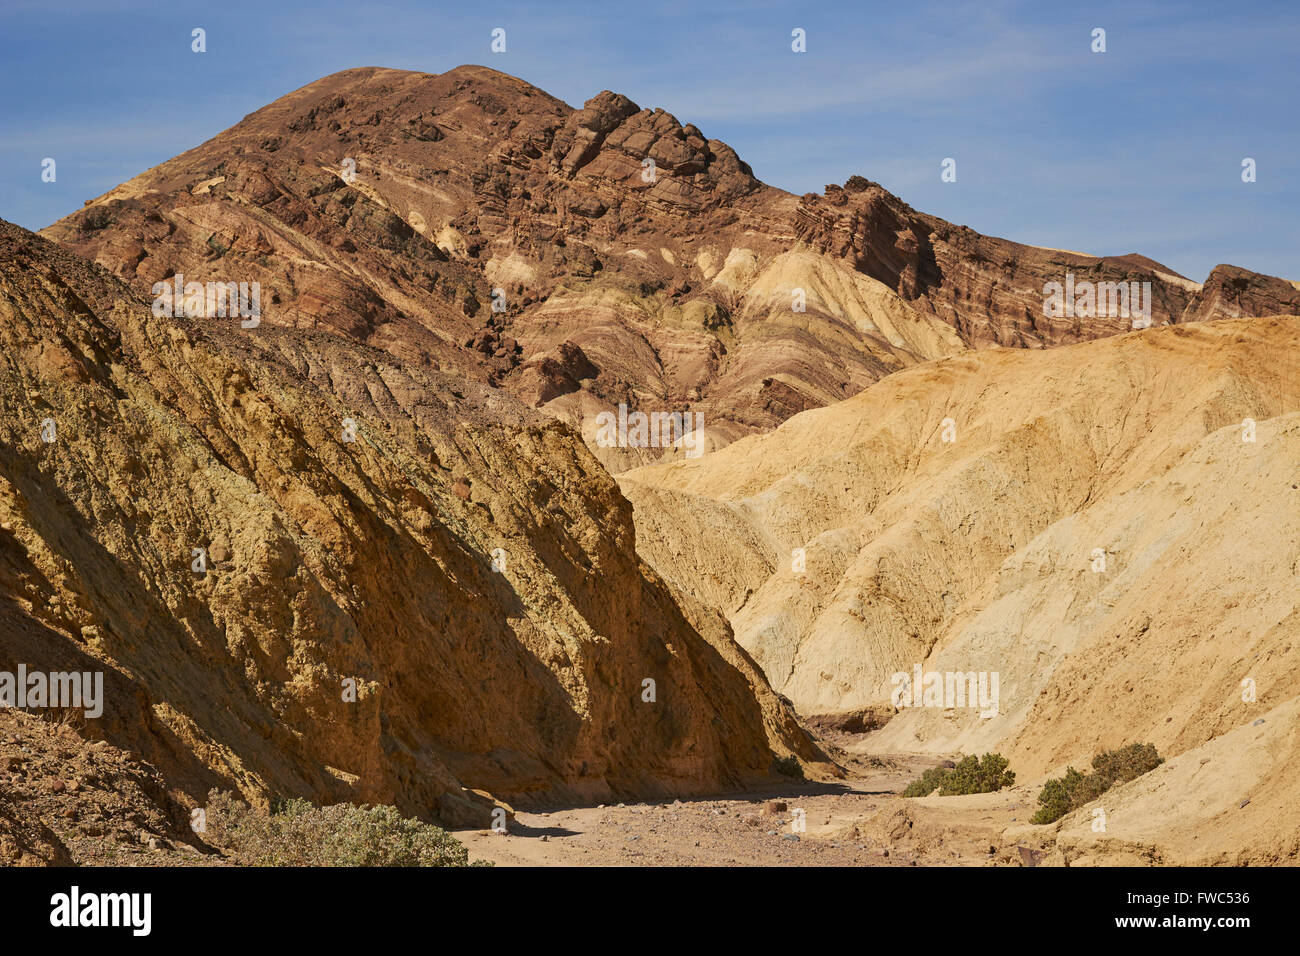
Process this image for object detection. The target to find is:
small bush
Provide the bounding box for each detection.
[81,207,114,232]
[901,766,949,798]
[1030,767,1085,824]
[902,753,1015,797]
[1091,742,1163,787]
[773,755,805,780]
[203,790,486,867]
[940,753,1015,795]
[1031,743,1163,825]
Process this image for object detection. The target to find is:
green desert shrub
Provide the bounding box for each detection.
[81,206,114,231]
[202,790,486,867]
[1091,742,1163,787]
[902,766,949,798]
[773,755,806,780]
[902,753,1015,797]
[1031,743,1163,825]
[1031,767,1085,824]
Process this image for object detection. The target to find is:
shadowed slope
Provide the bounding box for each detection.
[0,218,833,826]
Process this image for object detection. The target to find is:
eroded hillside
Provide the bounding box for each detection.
[0,219,834,831]
[43,66,1300,470]
[621,317,1300,823]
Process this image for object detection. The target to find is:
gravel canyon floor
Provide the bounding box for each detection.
[461,692,1300,867]
[2,63,1298,869]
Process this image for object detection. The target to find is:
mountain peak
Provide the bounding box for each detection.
[40,66,1300,470]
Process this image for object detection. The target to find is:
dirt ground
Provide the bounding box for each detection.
[4,708,1051,868]
[458,749,1044,867]
[0,710,216,866]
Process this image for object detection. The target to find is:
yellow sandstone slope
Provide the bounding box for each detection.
[621,316,1299,857]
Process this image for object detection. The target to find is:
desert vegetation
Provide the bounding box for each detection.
[1030,744,1164,825]
[201,791,488,867]
[902,754,1016,797]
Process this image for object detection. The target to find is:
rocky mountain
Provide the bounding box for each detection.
[43,65,1300,470]
[10,63,1299,865]
[0,218,833,833]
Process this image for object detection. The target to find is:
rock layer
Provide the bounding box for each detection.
[0,219,831,827]
[44,66,1300,469]
[620,315,1300,855]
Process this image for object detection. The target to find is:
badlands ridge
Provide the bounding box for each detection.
[0,65,1296,865]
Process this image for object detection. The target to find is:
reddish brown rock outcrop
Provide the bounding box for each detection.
[42,66,1299,471]
[792,179,1203,347]
[1181,264,1300,323]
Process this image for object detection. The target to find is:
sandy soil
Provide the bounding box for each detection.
[458,750,1039,867]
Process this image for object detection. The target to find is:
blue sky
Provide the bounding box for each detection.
[2,0,1297,280]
